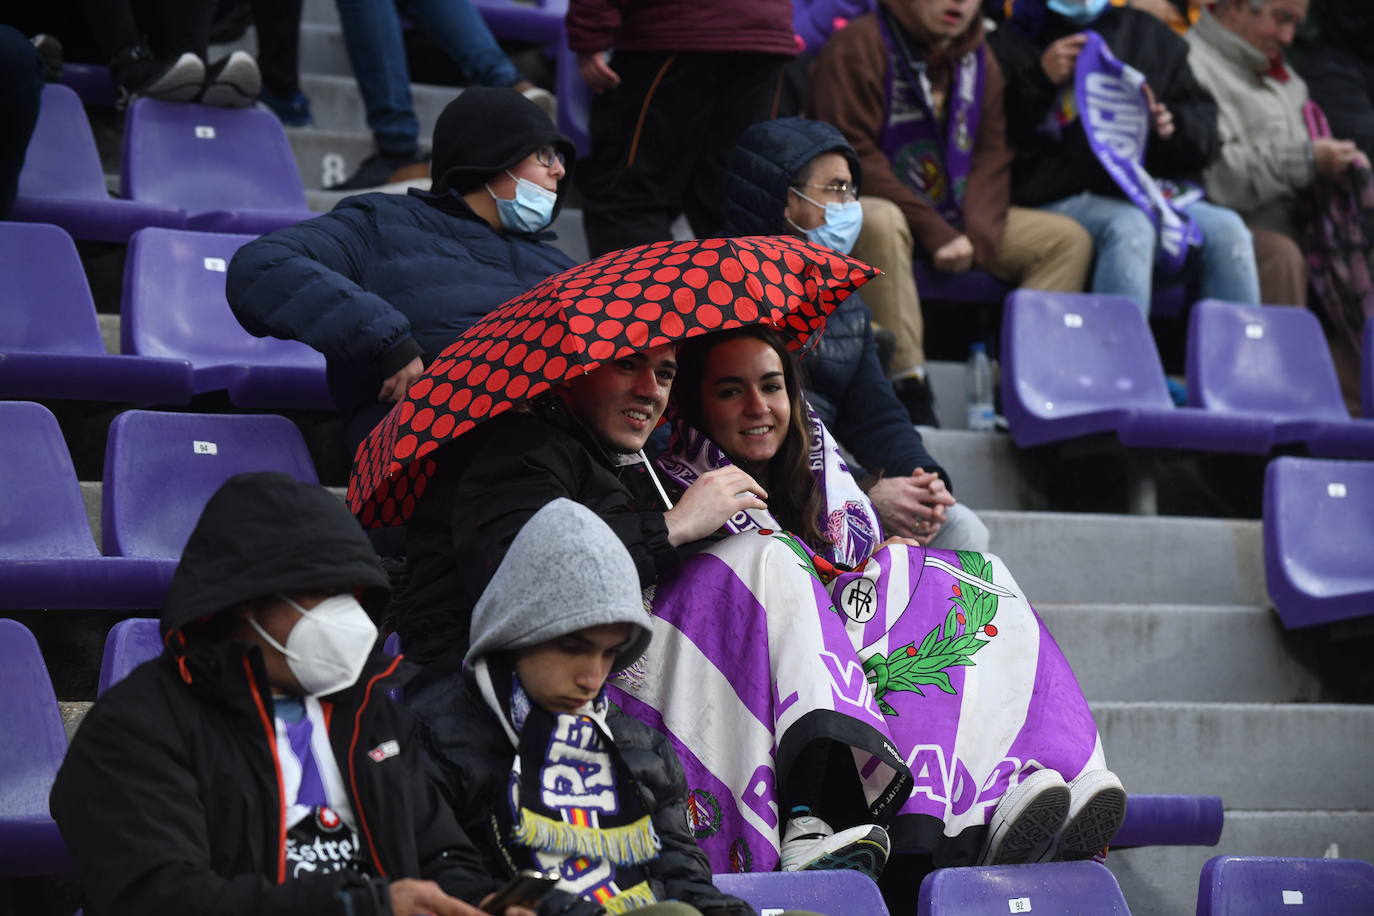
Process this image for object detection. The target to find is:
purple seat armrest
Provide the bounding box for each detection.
[1112,794,1224,847]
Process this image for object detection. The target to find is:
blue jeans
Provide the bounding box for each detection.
[335,0,521,157]
[1039,192,1260,314]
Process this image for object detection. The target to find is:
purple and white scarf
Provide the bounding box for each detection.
[1070,30,1201,275]
[878,9,985,227]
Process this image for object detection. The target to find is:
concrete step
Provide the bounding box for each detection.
[982,510,1266,607]
[1109,810,1374,916]
[217,23,355,80]
[286,126,380,191]
[1095,702,1374,811]
[297,73,458,138]
[1038,603,1326,703]
[916,427,1049,512]
[304,0,342,27]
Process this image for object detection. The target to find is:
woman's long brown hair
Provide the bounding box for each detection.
[671,326,831,550]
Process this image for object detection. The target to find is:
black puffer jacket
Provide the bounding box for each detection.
[724,117,950,485]
[49,473,499,916]
[989,6,1221,206]
[410,670,753,916]
[394,397,679,664]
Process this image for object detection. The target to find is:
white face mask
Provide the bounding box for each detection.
[247,593,378,697]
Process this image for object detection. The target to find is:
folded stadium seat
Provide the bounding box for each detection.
[1000,290,1275,452]
[714,870,890,916]
[0,402,176,609]
[102,410,318,560]
[1111,794,1224,848]
[1262,456,1374,629]
[0,223,194,404]
[97,617,162,696]
[1188,300,1374,459]
[121,98,315,236]
[552,37,591,157]
[1196,855,1374,915]
[122,227,333,410]
[0,619,72,876]
[9,84,186,242]
[59,62,118,107]
[917,861,1132,915]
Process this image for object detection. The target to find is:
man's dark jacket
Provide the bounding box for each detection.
[49,472,498,916]
[988,7,1221,207]
[410,669,752,916]
[724,116,950,486]
[226,189,576,450]
[394,397,678,664]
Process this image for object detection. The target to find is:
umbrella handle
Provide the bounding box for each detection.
[640,451,675,511]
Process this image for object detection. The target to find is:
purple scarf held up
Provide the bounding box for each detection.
[1072,30,1201,276]
[878,9,986,227]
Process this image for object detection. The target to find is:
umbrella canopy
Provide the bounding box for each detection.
[348,235,879,528]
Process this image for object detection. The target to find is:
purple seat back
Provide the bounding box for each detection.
[1188,300,1350,421]
[0,222,106,357]
[794,0,875,53]
[0,618,71,875]
[1112,794,1224,847]
[714,869,889,915]
[97,617,163,695]
[1362,318,1372,419]
[102,410,318,559]
[0,402,101,559]
[122,99,308,213]
[1197,856,1374,916]
[918,861,1132,915]
[472,0,566,42]
[1262,456,1374,628]
[59,62,118,107]
[913,262,1012,305]
[553,41,591,157]
[122,227,327,374]
[17,84,110,204]
[1003,289,1172,422]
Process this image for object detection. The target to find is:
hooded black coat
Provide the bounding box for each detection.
[49,473,499,916]
[724,117,950,486]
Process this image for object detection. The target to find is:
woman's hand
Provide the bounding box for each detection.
[664,466,768,546]
[1040,33,1087,85]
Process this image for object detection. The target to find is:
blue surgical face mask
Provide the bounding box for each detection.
[486,169,557,233]
[1047,0,1110,25]
[787,188,864,255]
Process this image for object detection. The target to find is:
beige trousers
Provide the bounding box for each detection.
[850,197,1092,374]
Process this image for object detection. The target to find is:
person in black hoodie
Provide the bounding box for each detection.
[723,116,988,551]
[1298,0,1374,162]
[49,471,529,916]
[227,88,579,459]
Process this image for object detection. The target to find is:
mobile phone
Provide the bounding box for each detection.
[481,869,560,914]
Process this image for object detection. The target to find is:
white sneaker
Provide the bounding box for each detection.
[780,813,891,880]
[1044,769,1127,861]
[522,86,557,120]
[979,768,1071,865]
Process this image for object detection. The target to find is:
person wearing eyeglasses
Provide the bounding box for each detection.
[724,116,989,552]
[226,87,579,464]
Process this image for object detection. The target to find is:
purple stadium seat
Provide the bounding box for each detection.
[793,0,876,54]
[97,617,163,696]
[1362,319,1372,420]
[1001,290,1275,451]
[553,39,591,157]
[1197,856,1374,916]
[59,62,118,107]
[0,619,72,876]
[1188,300,1374,458]
[102,410,318,559]
[473,0,565,42]
[121,99,314,235]
[1112,794,1224,848]
[714,870,890,916]
[918,861,1132,915]
[122,227,333,410]
[0,402,175,609]
[10,84,186,242]
[1262,456,1374,629]
[0,223,194,404]
[911,263,1190,317]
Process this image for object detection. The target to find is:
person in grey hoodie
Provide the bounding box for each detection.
[408,499,822,916]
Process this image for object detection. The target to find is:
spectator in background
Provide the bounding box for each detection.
[49,472,528,916]
[810,0,1092,427]
[328,0,556,191]
[1296,0,1374,163]
[0,25,43,219]
[989,0,1261,319]
[211,0,313,126]
[228,88,576,460]
[569,0,796,257]
[724,116,989,550]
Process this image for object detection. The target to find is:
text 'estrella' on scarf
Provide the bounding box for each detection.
[1059,30,1202,276]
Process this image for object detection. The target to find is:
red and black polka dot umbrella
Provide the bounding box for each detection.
[347,235,880,528]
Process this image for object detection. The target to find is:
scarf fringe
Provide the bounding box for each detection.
[513,808,661,866]
[602,881,658,913]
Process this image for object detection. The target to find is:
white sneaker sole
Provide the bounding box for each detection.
[201,50,260,108]
[980,769,1070,866]
[1053,769,1127,861]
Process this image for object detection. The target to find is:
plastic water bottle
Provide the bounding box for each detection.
[966,342,995,432]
